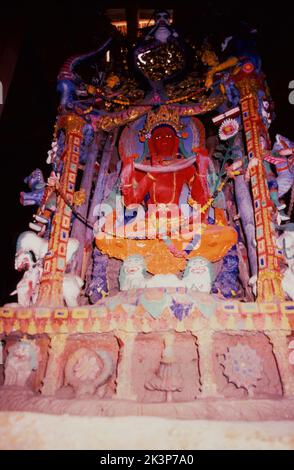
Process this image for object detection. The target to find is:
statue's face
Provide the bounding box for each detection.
[124,256,144,275]
[149,126,179,165]
[155,11,171,26]
[188,258,209,275]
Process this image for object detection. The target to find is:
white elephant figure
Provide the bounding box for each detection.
[8,232,83,307]
[9,251,83,307]
[10,252,43,306]
[16,231,79,265]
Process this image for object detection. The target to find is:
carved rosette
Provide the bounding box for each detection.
[220,343,263,395]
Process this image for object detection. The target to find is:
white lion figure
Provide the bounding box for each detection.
[119,255,215,292]
[119,255,183,290]
[119,255,148,291]
[4,339,40,388]
[182,257,214,293]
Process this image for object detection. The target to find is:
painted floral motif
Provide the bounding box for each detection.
[218,118,239,141]
[170,299,193,321]
[220,343,263,392]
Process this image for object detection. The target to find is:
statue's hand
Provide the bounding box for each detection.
[121,156,135,186]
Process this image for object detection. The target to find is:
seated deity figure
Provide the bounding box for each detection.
[120,107,210,214]
[95,106,237,275]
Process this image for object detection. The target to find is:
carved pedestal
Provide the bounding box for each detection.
[41,334,67,396]
[195,328,220,398]
[266,330,294,397]
[114,331,137,401]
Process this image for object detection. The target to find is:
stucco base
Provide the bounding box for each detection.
[0,411,294,450]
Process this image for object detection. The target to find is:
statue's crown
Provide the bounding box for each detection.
[140,105,183,140]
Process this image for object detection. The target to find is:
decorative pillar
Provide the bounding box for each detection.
[70,133,101,277]
[37,114,84,307]
[196,328,220,398]
[266,330,294,397]
[114,331,137,401]
[234,67,284,302]
[41,334,67,396]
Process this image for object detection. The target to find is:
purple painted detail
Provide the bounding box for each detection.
[86,248,109,304]
[20,169,45,207]
[170,299,193,321]
[57,38,112,108]
[212,246,240,298]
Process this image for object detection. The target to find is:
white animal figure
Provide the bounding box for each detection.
[63,274,84,307]
[10,252,43,306]
[119,255,184,290]
[9,232,83,307]
[119,255,148,290]
[119,255,215,293]
[16,231,79,265]
[182,257,214,293]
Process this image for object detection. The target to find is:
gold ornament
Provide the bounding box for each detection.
[141,105,183,139]
[73,189,86,206]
